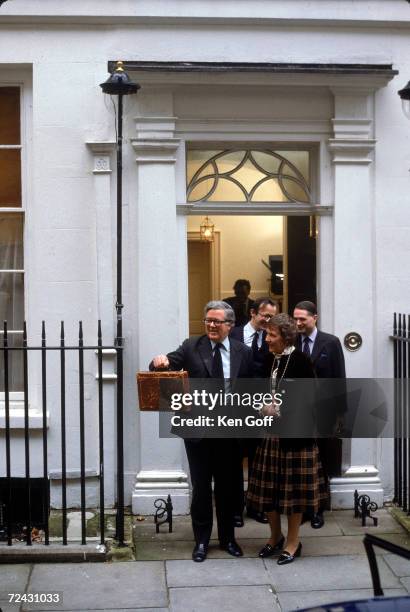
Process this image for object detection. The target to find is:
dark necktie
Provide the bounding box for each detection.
[303,337,311,356]
[251,331,259,359]
[212,343,224,380]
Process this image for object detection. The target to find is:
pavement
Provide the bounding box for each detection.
[1,508,410,612]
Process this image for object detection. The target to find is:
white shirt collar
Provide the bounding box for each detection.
[302,327,318,344]
[211,336,230,352]
[244,321,256,335]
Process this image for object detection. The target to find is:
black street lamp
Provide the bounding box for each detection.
[100,61,140,545]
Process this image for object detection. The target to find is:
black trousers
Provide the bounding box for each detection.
[184,438,238,545]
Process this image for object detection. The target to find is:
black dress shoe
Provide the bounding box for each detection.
[192,543,208,562]
[277,542,302,565]
[220,540,243,557]
[233,514,244,528]
[311,512,325,529]
[258,535,285,558]
[246,508,269,524]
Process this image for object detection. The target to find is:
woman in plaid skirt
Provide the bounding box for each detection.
[247,313,328,564]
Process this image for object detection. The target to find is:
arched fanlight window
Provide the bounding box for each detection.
[186,149,310,204]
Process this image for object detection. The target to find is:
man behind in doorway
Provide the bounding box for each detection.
[150,301,253,562]
[293,300,346,529]
[224,279,255,327]
[230,297,279,525]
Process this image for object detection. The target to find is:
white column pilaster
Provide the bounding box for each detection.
[86,141,117,506]
[130,116,190,514]
[327,89,383,507]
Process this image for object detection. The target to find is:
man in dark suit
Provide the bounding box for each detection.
[224,279,255,327]
[150,300,253,562]
[293,300,346,529]
[230,297,279,524]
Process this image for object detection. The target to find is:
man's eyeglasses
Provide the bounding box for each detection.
[204,318,230,326]
[258,313,273,320]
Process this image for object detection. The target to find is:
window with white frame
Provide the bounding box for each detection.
[0,86,24,392]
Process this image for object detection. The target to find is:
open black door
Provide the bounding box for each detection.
[286,216,317,314]
[287,215,342,478]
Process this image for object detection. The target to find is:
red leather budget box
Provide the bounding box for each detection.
[136,370,189,411]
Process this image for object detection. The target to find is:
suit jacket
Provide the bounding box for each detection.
[230,325,269,377]
[157,334,253,381]
[297,329,347,428]
[149,335,253,439]
[297,330,345,379]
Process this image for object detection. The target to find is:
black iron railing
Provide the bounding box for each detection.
[392,312,410,513]
[1,320,123,546]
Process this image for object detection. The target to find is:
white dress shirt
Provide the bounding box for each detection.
[243,321,263,348]
[300,327,318,355]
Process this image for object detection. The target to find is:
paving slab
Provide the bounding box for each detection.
[25,562,167,610]
[277,588,409,611]
[263,554,401,592]
[0,544,107,564]
[298,513,344,538]
[135,533,409,562]
[400,577,410,593]
[300,534,410,557]
[383,553,410,577]
[166,558,269,587]
[135,538,276,561]
[0,565,31,598]
[134,513,344,542]
[169,585,280,612]
[332,509,404,536]
[133,516,194,543]
[0,602,21,612]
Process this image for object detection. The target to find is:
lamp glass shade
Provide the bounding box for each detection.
[200,217,215,242]
[100,61,140,96]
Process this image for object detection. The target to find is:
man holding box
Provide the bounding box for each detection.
[150,300,253,562]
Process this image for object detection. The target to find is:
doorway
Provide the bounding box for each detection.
[187,214,317,321]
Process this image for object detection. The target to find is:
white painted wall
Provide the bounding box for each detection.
[0,1,408,509]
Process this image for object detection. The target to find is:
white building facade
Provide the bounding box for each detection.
[0,0,409,514]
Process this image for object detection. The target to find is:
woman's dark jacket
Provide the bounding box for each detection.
[262,349,317,451]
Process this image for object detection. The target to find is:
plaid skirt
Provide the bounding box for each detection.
[247,437,328,515]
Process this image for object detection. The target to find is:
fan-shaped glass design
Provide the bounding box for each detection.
[186,149,310,203]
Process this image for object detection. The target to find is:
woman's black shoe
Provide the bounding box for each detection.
[277,542,302,565]
[258,535,285,558]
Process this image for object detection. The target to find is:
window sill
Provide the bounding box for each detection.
[0,405,49,429]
